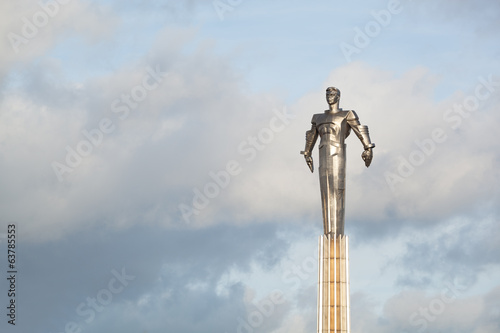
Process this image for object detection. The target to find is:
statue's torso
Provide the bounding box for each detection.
[312,110,351,148]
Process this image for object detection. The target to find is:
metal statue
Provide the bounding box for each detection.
[301,87,375,236]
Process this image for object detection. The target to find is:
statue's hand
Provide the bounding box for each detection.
[305,155,314,173]
[362,148,373,167]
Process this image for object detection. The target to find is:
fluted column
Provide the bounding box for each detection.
[318,234,350,333]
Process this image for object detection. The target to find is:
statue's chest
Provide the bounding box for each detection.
[316,114,348,136]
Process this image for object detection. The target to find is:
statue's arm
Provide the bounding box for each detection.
[300,120,318,172]
[347,111,375,167]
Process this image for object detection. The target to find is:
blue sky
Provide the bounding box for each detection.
[0,1,499,333]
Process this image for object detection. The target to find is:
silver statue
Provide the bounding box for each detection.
[301,87,375,236]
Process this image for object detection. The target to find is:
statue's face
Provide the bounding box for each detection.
[326,88,340,105]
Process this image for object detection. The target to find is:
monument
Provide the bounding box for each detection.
[301,87,374,333]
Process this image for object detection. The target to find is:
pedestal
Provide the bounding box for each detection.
[318,234,350,333]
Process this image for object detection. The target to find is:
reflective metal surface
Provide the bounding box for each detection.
[301,87,375,236]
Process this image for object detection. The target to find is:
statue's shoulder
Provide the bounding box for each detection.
[311,113,323,124]
[345,110,359,121]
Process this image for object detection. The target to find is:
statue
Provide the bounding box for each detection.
[301,87,375,236]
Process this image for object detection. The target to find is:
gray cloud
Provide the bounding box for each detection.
[351,285,500,333]
[394,216,500,289]
[3,223,289,333]
[0,23,290,241]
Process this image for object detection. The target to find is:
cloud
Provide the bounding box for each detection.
[0,0,119,82]
[0,2,498,333]
[351,285,500,333]
[202,62,500,241]
[6,223,290,333]
[3,37,498,248]
[415,0,500,33]
[344,211,500,332]
[2,0,498,245]
[0,23,289,241]
[394,215,500,288]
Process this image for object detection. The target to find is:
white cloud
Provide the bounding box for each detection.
[6,51,497,242]
[188,62,499,239]
[0,0,120,80]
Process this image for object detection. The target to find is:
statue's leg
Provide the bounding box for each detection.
[333,145,346,235]
[319,143,341,236]
[318,145,334,235]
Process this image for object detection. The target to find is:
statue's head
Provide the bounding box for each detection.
[326,87,340,105]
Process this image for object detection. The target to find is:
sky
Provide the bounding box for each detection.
[0,0,499,332]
